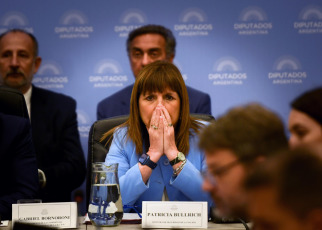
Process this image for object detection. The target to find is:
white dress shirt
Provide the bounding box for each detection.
[23,86,32,119]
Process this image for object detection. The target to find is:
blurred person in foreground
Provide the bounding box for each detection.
[0,112,38,220]
[199,104,288,221]
[97,24,211,120]
[288,87,322,148]
[245,144,322,230]
[103,61,213,212]
[0,29,86,202]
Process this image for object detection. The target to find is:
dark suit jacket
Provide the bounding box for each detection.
[30,86,86,202]
[97,84,211,120]
[0,113,39,220]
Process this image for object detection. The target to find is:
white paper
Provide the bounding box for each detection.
[12,202,77,229]
[0,220,9,227]
[142,201,208,229]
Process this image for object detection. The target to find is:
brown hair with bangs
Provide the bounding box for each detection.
[101,60,204,155]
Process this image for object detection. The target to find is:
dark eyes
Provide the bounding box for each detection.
[149,51,160,58]
[132,51,142,58]
[145,95,154,101]
[165,95,174,100]
[1,51,12,58]
[144,94,175,101]
[294,129,308,139]
[291,126,308,139]
[19,52,29,58]
[131,50,161,59]
[0,51,29,58]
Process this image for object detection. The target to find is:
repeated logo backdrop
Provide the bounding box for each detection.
[2,0,322,213]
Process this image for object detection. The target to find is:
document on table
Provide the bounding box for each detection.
[0,221,9,227]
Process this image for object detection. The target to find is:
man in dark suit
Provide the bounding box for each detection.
[0,29,86,202]
[97,24,211,120]
[0,112,39,220]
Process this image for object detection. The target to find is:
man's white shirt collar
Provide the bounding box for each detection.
[23,86,32,119]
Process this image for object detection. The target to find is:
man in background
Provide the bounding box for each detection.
[199,103,288,221]
[0,112,39,220]
[97,24,211,120]
[245,144,322,230]
[0,29,86,203]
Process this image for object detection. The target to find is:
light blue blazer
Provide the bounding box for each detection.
[105,121,213,212]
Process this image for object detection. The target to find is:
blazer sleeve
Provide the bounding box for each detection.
[97,100,106,120]
[105,129,149,206]
[195,93,211,115]
[42,99,86,191]
[0,117,39,220]
[170,123,213,208]
[187,86,212,115]
[170,159,213,205]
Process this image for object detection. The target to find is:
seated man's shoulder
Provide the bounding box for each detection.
[0,113,30,145]
[33,86,76,105]
[186,85,209,98]
[98,84,133,106]
[0,112,28,128]
[186,86,212,114]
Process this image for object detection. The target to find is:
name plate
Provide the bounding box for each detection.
[12,202,77,229]
[142,201,208,229]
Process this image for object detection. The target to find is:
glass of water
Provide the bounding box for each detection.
[88,163,123,226]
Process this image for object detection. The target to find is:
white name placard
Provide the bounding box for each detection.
[12,202,78,228]
[142,201,208,229]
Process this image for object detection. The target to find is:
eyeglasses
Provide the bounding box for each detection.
[202,159,241,186]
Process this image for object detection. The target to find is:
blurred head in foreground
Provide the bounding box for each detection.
[245,144,322,230]
[289,87,322,148]
[199,103,288,220]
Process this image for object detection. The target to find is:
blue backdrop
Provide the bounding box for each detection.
[2,0,322,214]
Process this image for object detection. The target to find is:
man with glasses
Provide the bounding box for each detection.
[199,103,288,221]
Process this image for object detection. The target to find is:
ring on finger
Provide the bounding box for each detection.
[151,124,158,130]
[168,123,173,127]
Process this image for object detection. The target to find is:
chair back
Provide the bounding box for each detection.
[86,115,128,211]
[0,86,29,119]
[86,113,215,211]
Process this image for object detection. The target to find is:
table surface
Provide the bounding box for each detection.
[82,223,248,230]
[1,220,249,230]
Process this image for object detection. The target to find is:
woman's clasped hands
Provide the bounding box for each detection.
[147,104,178,163]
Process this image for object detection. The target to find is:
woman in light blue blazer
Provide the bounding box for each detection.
[104,61,213,212]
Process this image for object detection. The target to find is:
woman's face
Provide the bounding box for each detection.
[288,109,322,148]
[139,87,180,127]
